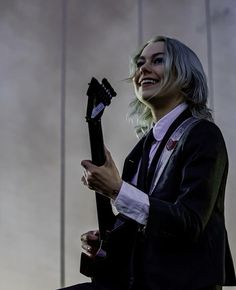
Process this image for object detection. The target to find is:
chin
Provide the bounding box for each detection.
[140,92,158,103]
[140,86,160,98]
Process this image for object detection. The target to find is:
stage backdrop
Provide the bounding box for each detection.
[0,0,235,289]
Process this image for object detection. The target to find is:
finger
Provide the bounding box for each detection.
[81,230,98,241]
[105,149,118,171]
[81,175,87,186]
[82,244,92,253]
[88,185,95,191]
[81,160,93,170]
[80,233,88,242]
[104,146,113,165]
[93,230,99,237]
[104,145,110,154]
[87,231,100,240]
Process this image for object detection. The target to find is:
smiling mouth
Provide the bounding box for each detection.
[139,78,160,87]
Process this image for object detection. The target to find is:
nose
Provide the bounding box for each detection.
[139,61,152,73]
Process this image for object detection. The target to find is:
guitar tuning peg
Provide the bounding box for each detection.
[102,78,117,97]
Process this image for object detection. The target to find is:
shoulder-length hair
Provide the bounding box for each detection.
[128,36,212,137]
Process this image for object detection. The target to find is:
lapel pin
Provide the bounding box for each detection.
[166,139,178,151]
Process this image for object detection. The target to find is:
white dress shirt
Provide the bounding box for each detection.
[113,102,188,225]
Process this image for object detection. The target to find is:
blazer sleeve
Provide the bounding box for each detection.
[145,120,228,242]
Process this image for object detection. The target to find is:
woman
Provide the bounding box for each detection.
[63,36,236,290]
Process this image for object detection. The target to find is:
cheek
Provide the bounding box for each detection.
[132,77,139,92]
[154,65,165,78]
[133,73,138,83]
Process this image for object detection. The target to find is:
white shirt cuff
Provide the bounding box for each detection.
[113,181,150,225]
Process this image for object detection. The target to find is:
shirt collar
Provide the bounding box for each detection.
[152,102,188,142]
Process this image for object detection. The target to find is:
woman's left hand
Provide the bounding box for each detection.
[81,147,122,200]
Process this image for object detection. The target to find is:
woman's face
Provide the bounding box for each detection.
[133,41,165,104]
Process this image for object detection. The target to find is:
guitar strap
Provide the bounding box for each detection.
[149,116,200,195]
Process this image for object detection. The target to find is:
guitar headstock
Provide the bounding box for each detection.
[86,77,117,122]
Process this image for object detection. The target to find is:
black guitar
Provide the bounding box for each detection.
[80,77,117,277]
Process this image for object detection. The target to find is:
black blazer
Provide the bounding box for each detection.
[94,117,236,290]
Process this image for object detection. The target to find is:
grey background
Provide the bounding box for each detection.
[0,0,235,289]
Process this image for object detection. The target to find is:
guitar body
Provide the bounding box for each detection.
[80,214,139,281]
[80,242,107,278]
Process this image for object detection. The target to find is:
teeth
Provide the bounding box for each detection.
[141,79,158,85]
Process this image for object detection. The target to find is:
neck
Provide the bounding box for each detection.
[150,97,185,122]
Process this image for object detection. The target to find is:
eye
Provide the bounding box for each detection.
[136,60,145,68]
[153,56,164,65]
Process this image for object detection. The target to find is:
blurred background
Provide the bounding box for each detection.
[0,0,235,289]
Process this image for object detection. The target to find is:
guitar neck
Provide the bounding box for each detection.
[88,121,105,166]
[88,121,115,240]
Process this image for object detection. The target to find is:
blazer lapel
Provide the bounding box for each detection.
[122,136,145,182]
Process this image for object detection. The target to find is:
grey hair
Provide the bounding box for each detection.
[128,36,212,137]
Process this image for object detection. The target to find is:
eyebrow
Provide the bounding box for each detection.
[137,52,164,61]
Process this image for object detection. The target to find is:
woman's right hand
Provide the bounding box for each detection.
[80,230,100,257]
